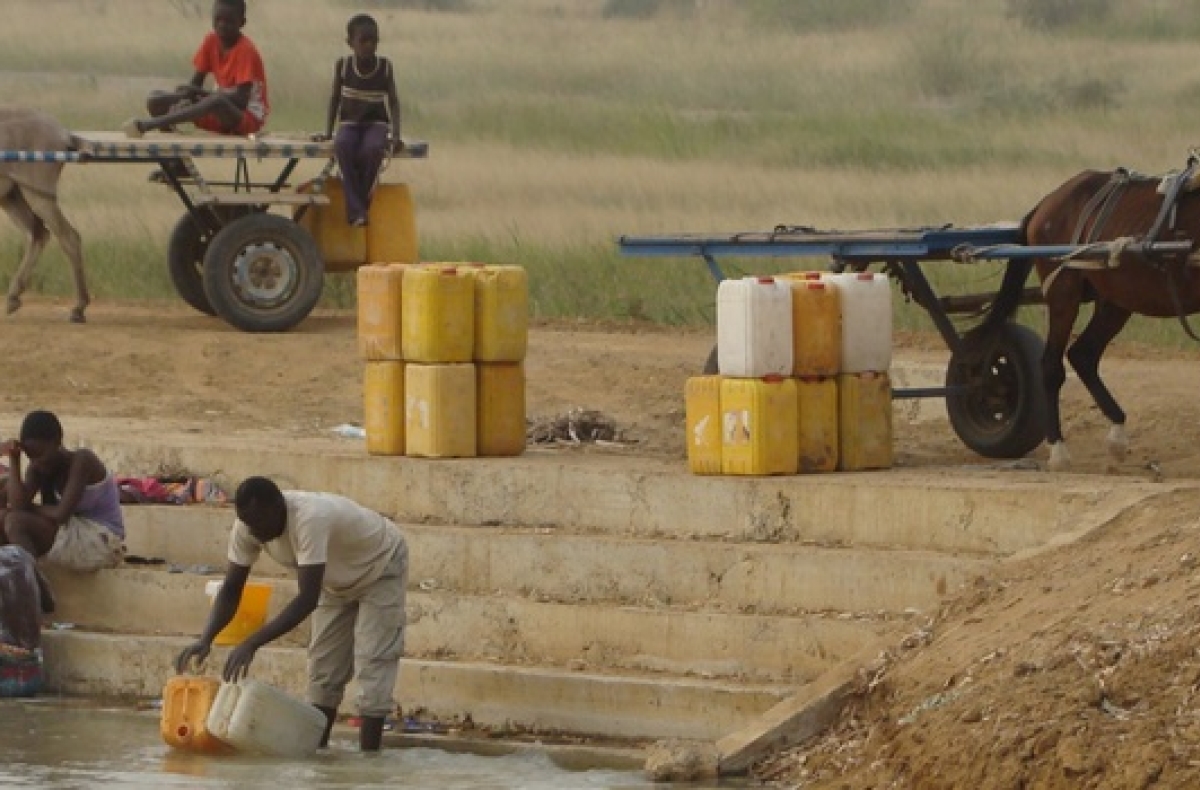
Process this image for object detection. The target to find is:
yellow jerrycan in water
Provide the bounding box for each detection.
[161,674,233,754]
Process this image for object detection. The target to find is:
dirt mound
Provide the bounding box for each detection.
[754,487,1200,789]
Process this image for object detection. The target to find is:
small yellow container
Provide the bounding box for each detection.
[838,371,893,471]
[405,363,477,457]
[477,362,526,457]
[720,376,799,476]
[684,376,723,475]
[402,266,475,363]
[472,265,529,362]
[161,675,233,754]
[296,178,366,273]
[366,183,419,265]
[364,360,406,455]
[791,280,841,377]
[357,264,406,361]
[207,581,273,647]
[796,375,839,473]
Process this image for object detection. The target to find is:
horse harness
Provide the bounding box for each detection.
[1042,154,1200,340]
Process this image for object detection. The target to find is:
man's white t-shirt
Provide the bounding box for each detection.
[228,491,402,596]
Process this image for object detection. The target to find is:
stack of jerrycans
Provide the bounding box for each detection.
[683,271,893,476]
[160,674,233,755]
[357,262,528,458]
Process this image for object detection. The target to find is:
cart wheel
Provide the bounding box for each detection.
[202,213,324,333]
[945,322,1046,459]
[703,344,719,375]
[167,207,253,316]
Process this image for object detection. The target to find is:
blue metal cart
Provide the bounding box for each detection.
[619,224,1191,458]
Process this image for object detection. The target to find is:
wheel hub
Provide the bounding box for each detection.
[231,242,297,306]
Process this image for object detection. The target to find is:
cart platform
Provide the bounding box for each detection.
[66,131,427,162]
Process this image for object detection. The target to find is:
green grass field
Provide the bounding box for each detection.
[2,0,1200,344]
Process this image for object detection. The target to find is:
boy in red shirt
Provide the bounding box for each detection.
[123,0,269,137]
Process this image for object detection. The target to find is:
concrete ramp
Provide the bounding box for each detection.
[32,421,1183,753]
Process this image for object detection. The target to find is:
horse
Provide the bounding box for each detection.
[0,106,88,323]
[984,159,1200,472]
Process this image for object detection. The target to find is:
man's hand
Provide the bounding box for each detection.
[222,640,259,682]
[175,641,211,674]
[1,440,21,460]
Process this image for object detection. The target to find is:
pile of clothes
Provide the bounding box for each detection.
[117,476,228,505]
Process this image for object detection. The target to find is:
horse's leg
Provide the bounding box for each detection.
[0,189,48,317]
[1041,269,1084,472]
[25,190,87,323]
[1066,299,1132,470]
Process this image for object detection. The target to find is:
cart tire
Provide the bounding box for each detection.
[201,213,324,333]
[703,344,719,375]
[167,207,253,316]
[945,322,1046,459]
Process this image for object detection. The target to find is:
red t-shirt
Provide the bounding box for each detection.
[192,32,270,125]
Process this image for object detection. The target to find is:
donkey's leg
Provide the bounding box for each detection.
[1041,270,1084,472]
[0,189,48,317]
[25,191,87,323]
[1066,300,1132,468]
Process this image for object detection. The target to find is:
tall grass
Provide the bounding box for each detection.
[3,0,1200,346]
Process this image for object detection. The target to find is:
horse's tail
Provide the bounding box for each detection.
[973,209,1036,339]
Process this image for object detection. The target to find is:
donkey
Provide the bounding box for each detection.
[0,107,87,322]
[983,161,1200,472]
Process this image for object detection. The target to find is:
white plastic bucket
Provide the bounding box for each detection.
[826,273,892,373]
[716,277,794,378]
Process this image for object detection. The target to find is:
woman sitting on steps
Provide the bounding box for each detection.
[0,410,125,579]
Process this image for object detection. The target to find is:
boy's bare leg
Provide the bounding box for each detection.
[125,94,243,137]
[146,89,195,118]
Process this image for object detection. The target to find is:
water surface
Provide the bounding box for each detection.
[0,700,734,790]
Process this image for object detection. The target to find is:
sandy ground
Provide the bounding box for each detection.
[6,297,1200,788]
[2,298,1199,479]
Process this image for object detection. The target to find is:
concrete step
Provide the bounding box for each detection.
[41,630,794,741]
[70,420,1167,555]
[44,567,895,683]
[121,506,992,614]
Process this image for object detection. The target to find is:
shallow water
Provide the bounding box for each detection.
[0,700,733,789]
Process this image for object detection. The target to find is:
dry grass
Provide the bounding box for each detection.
[2,0,1200,335]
